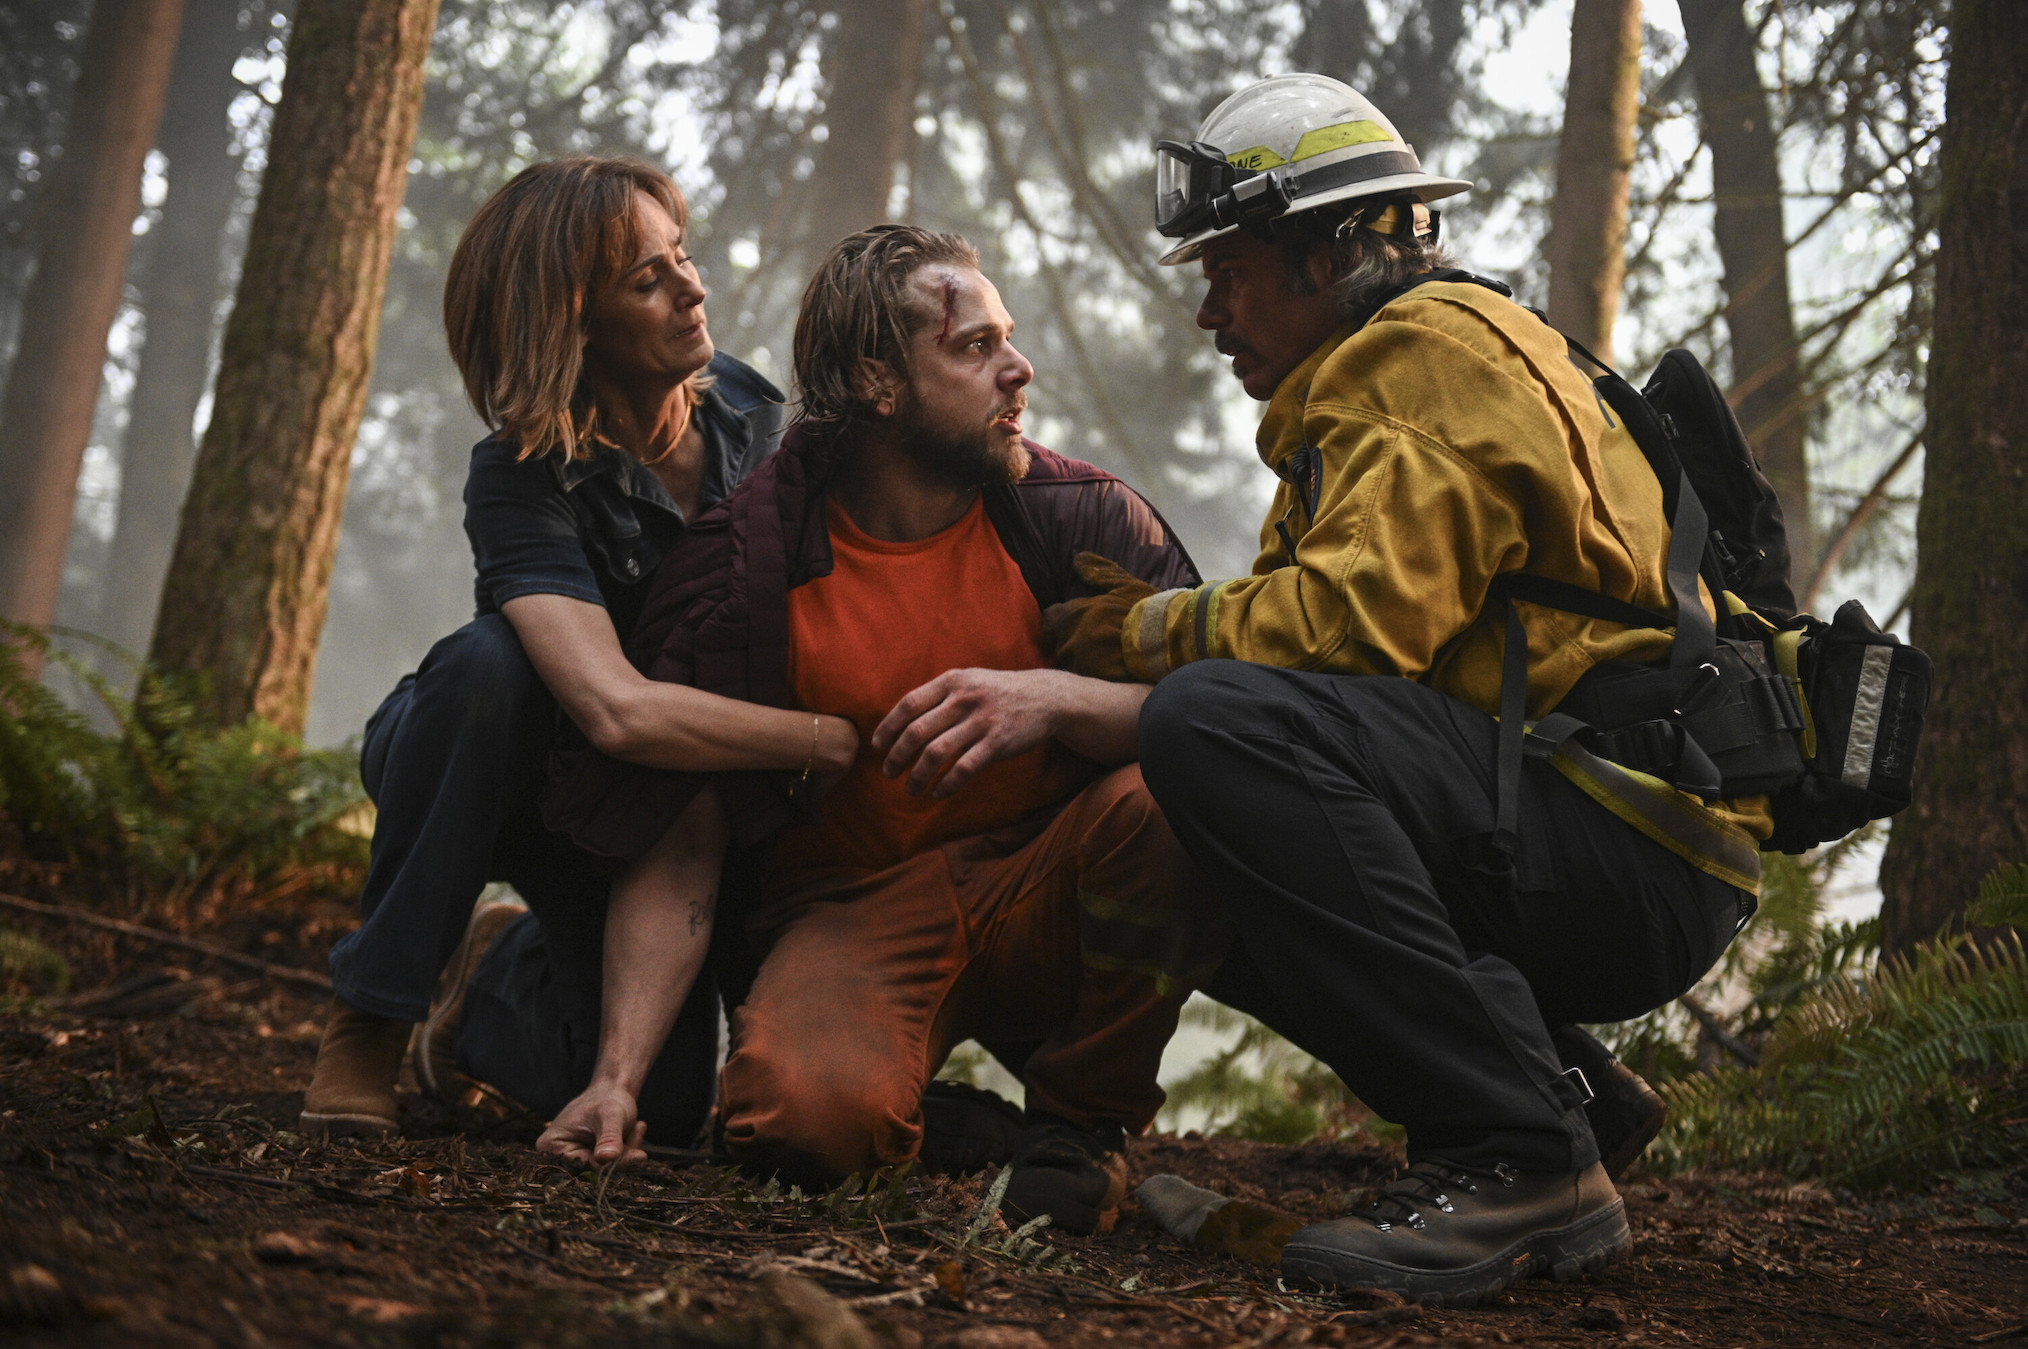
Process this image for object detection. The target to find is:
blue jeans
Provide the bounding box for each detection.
[328,614,718,1145]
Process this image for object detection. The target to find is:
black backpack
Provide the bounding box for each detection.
[1615,349,1930,854]
[1377,271,1931,855]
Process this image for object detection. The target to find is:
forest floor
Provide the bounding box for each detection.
[2,891,2025,1349]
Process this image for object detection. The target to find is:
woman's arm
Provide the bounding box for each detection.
[502,592,857,774]
[536,789,726,1166]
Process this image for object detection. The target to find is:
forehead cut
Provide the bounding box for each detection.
[936,272,958,343]
[904,264,1011,347]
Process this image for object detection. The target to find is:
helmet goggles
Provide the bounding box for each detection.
[1154,140,1293,239]
[1152,79,1476,266]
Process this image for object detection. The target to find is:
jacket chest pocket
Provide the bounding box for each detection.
[1272,445,1325,561]
[574,488,656,585]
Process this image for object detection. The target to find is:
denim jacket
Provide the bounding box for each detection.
[461,352,785,638]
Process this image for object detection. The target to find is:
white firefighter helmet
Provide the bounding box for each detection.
[1154,73,1474,266]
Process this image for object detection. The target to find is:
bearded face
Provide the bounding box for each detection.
[878,265,1034,488]
[892,379,1031,488]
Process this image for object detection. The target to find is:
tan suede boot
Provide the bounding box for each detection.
[300,998,411,1137]
[410,893,529,1104]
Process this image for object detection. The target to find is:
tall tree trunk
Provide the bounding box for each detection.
[1680,0,1811,570]
[1545,0,1642,365]
[149,0,439,733]
[1877,0,2028,956]
[0,2,96,376]
[97,1,254,660]
[0,0,185,661]
[803,0,926,255]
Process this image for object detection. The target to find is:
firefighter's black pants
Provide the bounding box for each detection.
[1140,661,1753,1173]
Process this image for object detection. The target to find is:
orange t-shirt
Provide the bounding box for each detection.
[769,497,1083,882]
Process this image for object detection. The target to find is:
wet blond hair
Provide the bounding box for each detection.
[790,223,981,455]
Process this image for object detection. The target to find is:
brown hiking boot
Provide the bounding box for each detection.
[1282,1159,1629,1306]
[409,893,528,1104]
[1001,1115,1129,1236]
[300,997,410,1137]
[1553,1025,1669,1181]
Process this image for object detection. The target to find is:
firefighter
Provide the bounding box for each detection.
[1048,74,1763,1304]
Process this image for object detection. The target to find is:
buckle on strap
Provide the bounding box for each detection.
[1562,1065,1595,1106]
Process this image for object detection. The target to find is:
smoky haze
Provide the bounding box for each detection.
[0,0,1939,762]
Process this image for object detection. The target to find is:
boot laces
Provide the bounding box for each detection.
[1361,1160,1510,1232]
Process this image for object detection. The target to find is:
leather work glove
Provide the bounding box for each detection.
[1042,552,1155,681]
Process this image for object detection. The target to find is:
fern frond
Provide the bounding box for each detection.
[1655,933,2028,1187]
[0,622,368,915]
[1969,862,2028,929]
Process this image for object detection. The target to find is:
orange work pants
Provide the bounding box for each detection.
[720,765,1224,1184]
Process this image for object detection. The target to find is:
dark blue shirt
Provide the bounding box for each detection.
[462,352,784,639]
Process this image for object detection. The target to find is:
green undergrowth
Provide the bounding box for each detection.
[0,626,368,922]
[1146,835,2026,1192]
[1157,997,1404,1149]
[0,922,71,995]
[1651,931,2028,1187]
[1968,862,2028,929]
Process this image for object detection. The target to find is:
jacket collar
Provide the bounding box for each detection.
[548,385,749,519]
[1256,320,1362,473]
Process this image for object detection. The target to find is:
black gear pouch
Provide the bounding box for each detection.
[1764,600,1931,854]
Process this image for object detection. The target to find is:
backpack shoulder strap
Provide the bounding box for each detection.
[1356,267,1514,327]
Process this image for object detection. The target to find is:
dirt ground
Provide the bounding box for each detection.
[3,896,2025,1348]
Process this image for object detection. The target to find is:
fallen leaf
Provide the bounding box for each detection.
[336,1296,423,1324]
[933,1258,968,1303]
[252,1231,323,1264]
[1,1263,80,1326]
[951,1329,1048,1349]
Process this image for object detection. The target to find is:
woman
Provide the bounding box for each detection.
[300,157,857,1150]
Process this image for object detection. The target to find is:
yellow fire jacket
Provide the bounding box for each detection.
[1122,280,1768,892]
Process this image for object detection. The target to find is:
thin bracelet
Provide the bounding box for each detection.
[796,714,820,788]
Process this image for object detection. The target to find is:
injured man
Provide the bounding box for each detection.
[501,222,1228,1236]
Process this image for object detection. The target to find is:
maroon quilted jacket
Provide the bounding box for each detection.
[541,432,1200,861]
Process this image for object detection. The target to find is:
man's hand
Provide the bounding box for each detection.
[537,1080,647,1168]
[1041,553,1156,681]
[872,667,1073,798]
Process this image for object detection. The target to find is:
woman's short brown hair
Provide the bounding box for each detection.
[444,155,694,461]
[790,223,981,452]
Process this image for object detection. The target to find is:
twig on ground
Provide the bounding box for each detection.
[490,1227,657,1287]
[0,891,334,992]
[1680,993,1763,1067]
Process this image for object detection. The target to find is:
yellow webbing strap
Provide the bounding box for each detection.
[1549,742,1763,894]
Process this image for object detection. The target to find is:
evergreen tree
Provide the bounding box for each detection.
[150,0,440,733]
[0,0,186,663]
[1877,0,2028,955]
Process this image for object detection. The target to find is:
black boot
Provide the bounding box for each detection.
[918,1080,1025,1175]
[1001,1114,1128,1236]
[1282,1159,1629,1306]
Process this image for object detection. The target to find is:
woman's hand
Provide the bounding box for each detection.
[537,1081,647,1167]
[804,714,861,799]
